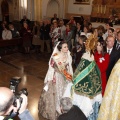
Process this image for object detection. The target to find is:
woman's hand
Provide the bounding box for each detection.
[62,69,72,81]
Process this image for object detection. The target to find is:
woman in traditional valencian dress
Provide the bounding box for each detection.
[97,59,120,120]
[38,41,73,120]
[63,34,102,120]
[49,22,61,49]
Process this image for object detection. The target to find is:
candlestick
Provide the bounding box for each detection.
[104,5,106,14]
[101,5,102,14]
[97,5,99,13]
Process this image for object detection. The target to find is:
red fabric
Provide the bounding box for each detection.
[94,52,110,96]
[66,29,70,36]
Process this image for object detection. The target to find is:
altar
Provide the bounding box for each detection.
[91,0,120,26]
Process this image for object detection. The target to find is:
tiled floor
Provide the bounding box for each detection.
[0,52,50,120]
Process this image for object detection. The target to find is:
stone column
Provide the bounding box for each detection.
[34,0,42,21]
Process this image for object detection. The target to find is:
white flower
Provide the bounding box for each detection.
[99,57,105,63]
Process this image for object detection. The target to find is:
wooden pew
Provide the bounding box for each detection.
[0,38,22,47]
[0,38,23,55]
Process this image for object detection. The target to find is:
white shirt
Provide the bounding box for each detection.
[107,47,113,54]
[116,41,120,49]
[2,30,12,40]
[0,116,4,120]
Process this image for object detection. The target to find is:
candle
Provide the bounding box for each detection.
[101,5,102,14]
[104,5,106,14]
[97,5,99,13]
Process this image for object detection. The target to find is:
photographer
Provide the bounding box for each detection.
[0,87,34,120]
[58,97,87,120]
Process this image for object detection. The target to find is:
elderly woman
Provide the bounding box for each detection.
[58,97,87,120]
[20,22,32,53]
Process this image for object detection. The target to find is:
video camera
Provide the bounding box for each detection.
[10,77,28,107]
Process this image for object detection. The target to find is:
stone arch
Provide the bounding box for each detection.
[46,0,60,18]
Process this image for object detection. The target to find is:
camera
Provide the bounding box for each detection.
[2,77,29,120]
[10,77,28,107]
[10,77,21,93]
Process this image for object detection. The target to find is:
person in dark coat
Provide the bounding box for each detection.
[58,97,87,120]
[72,35,86,68]
[114,31,120,51]
[9,24,20,38]
[20,15,31,26]
[51,13,59,24]
[40,20,51,53]
[106,36,119,80]
[20,22,32,53]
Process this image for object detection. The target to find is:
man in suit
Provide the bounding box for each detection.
[114,31,120,50]
[57,97,87,120]
[51,13,59,24]
[106,36,119,80]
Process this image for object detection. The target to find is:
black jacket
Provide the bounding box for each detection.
[40,24,50,40]
[106,48,119,80]
[58,105,87,120]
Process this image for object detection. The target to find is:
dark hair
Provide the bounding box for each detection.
[76,22,81,25]
[105,22,113,27]
[4,25,9,30]
[117,30,120,36]
[97,40,107,56]
[57,41,67,51]
[109,28,114,33]
[88,22,92,26]
[0,95,14,113]
[79,35,87,42]
[66,23,71,29]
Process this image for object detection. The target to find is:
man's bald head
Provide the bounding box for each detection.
[0,87,14,115]
[106,36,115,49]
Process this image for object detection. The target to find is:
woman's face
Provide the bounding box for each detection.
[97,42,103,52]
[53,23,57,28]
[89,24,92,29]
[77,23,81,29]
[108,30,113,36]
[39,21,43,26]
[84,27,88,33]
[78,38,83,45]
[61,43,68,53]
[23,23,28,28]
[94,29,98,37]
[66,25,70,30]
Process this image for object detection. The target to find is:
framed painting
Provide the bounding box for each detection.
[74,0,90,4]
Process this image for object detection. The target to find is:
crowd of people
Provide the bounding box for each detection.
[1,13,120,120]
[38,14,120,120]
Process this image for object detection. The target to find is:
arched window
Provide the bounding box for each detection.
[20,0,27,10]
[19,0,28,19]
